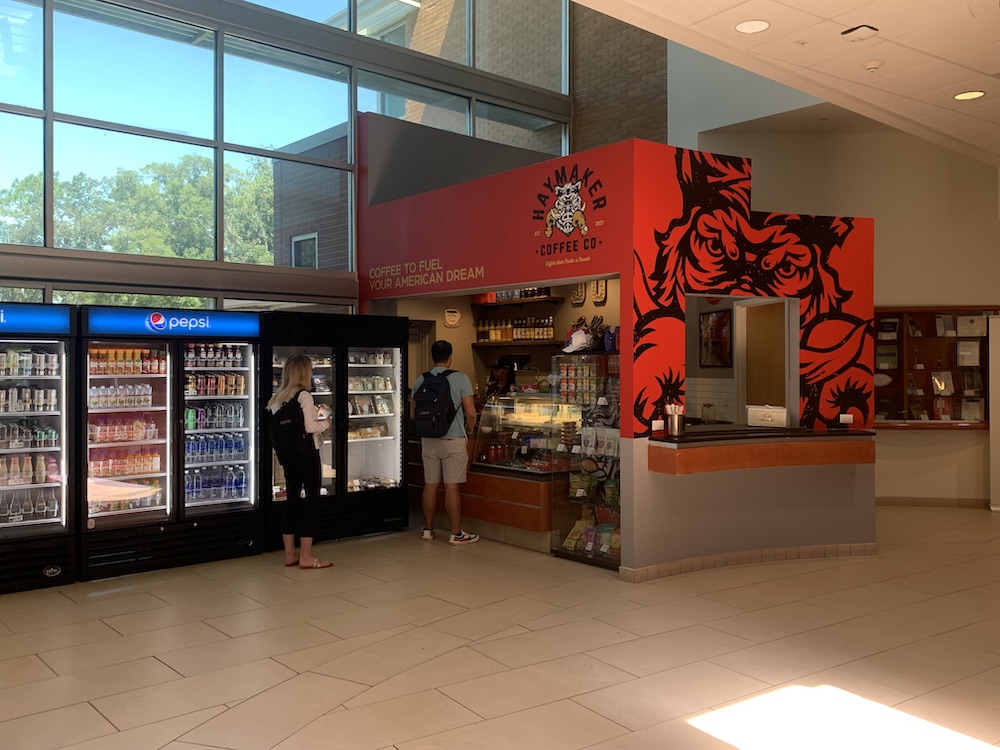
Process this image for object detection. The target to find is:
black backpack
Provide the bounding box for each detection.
[413,370,457,438]
[269,390,314,462]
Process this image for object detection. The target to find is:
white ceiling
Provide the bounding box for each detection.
[572,0,1000,167]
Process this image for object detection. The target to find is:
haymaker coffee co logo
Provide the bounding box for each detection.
[531,163,607,265]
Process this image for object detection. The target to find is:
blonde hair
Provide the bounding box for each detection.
[267,354,313,409]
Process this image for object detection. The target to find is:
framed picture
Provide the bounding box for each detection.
[699,310,732,367]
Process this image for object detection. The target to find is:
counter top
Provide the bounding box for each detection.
[651,425,875,446]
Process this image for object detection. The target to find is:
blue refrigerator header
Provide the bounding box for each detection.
[0,304,72,335]
[85,307,260,338]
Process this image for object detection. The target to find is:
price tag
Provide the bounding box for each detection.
[585,541,594,552]
[511,431,519,439]
[9,514,23,523]
[600,544,611,554]
[521,446,527,454]
[571,445,581,454]
[556,444,567,452]
[576,489,586,497]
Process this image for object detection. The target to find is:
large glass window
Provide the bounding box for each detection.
[475,102,563,155]
[475,0,564,92]
[224,37,350,162]
[240,0,348,30]
[224,151,351,271]
[359,0,466,66]
[53,289,213,308]
[53,0,214,138]
[0,111,43,246]
[0,0,43,110]
[0,285,43,302]
[53,123,216,259]
[358,70,467,135]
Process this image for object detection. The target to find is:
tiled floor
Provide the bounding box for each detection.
[3,505,1000,749]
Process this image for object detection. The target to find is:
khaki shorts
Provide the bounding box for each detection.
[421,437,468,484]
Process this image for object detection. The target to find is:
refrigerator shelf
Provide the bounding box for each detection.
[185,459,251,469]
[1,446,61,454]
[347,363,393,369]
[185,427,250,434]
[92,471,167,481]
[348,389,393,395]
[2,516,62,526]
[184,395,248,401]
[0,481,63,490]
[89,373,168,379]
[347,436,396,443]
[89,439,168,449]
[185,496,251,507]
[0,410,62,417]
[88,505,166,518]
[89,406,166,413]
[184,366,251,372]
[0,375,61,381]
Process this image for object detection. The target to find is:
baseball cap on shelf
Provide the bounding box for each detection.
[562,329,591,353]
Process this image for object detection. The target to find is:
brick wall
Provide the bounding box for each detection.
[570,4,668,152]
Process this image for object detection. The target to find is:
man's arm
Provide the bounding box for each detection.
[462,394,476,435]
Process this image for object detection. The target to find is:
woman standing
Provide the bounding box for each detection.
[267,354,332,569]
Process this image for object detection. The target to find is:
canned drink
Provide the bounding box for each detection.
[46,353,59,376]
[34,389,45,411]
[32,353,45,375]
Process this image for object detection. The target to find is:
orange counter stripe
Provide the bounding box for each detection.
[649,440,875,475]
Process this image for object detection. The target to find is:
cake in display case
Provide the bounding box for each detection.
[473,395,582,474]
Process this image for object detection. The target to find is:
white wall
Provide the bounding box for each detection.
[700,126,1000,503]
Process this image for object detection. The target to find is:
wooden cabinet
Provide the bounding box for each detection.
[874,307,998,429]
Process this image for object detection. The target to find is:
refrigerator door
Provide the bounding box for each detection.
[346,346,402,493]
[83,341,171,529]
[0,339,68,537]
[182,341,256,516]
[271,347,336,500]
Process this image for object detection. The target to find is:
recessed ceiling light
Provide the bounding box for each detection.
[954,90,985,101]
[735,19,770,34]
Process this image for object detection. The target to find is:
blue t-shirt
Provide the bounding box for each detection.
[412,366,473,438]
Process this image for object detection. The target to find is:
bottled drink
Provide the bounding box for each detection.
[34,454,45,484]
[224,466,236,499]
[0,456,6,487]
[47,489,59,518]
[234,433,246,460]
[10,456,20,484]
[233,346,243,368]
[10,492,22,519]
[21,491,33,520]
[0,493,9,522]
[234,467,246,499]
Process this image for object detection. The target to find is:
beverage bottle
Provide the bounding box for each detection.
[21,491,33,520]
[150,449,160,472]
[47,488,59,518]
[10,492,22,519]
[46,457,58,483]
[185,343,196,369]
[191,469,203,501]
[224,433,235,461]
[10,456,20,483]
[234,404,244,428]
[233,346,243,368]
[196,434,208,463]
[34,454,45,484]
[234,467,246,499]
[197,344,207,367]
[0,456,7,487]
[206,433,218,462]
[0,493,9,522]
[185,407,196,431]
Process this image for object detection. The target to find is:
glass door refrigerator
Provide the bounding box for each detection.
[262,312,408,544]
[78,306,261,580]
[0,304,76,593]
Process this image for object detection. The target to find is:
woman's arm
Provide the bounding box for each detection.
[298,390,328,434]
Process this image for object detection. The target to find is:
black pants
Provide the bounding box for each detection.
[280,450,321,539]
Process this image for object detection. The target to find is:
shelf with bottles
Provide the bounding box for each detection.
[184,432,249,465]
[0,452,60,487]
[1,345,62,379]
[0,419,59,449]
[183,342,247,370]
[88,346,167,376]
[874,307,997,428]
[474,316,558,345]
[184,465,247,505]
[1,486,62,524]
[471,287,560,307]
[2,383,61,414]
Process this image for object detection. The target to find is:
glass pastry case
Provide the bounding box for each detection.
[473,395,582,474]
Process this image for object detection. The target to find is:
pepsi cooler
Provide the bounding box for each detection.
[78,306,260,580]
[0,303,77,594]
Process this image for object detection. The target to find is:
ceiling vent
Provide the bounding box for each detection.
[841,24,879,41]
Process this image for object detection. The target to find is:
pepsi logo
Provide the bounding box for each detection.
[146,312,167,332]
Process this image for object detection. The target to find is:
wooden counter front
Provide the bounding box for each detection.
[649,435,875,475]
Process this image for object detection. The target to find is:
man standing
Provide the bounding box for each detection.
[411,340,479,545]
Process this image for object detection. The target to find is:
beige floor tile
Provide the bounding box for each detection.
[425,596,562,640]
[441,654,633,719]
[521,595,642,631]
[345,647,509,708]
[0,619,119,660]
[240,570,385,606]
[836,637,1000,695]
[39,621,228,675]
[313,627,469,685]
[884,566,1000,595]
[141,575,294,605]
[584,714,746,750]
[474,625,530,643]
[616,573,736,606]
[573,661,768,731]
[708,629,879,685]
[273,624,413,673]
[788,667,917,705]
[707,601,853,643]
[336,573,475,608]
[935,615,1000,655]
[101,593,266,635]
[596,596,745,637]
[801,581,933,616]
[588,624,756,677]
[271,689,480,750]
[91,658,295,731]
[522,576,642,608]
[471,619,637,669]
[60,707,226,750]
[205,594,364,637]
[59,569,212,604]
[787,558,936,591]
[433,572,573,608]
[0,656,179,723]
[182,672,367,750]
[0,702,117,750]
[157,622,339,677]
[701,576,835,611]
[0,587,76,618]
[397,698,628,750]
[309,594,466,639]
[1,592,167,634]
[0,654,56,689]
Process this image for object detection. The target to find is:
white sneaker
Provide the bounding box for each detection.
[449,531,479,545]
[421,528,434,541]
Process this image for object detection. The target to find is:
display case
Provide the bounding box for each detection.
[473,394,581,474]
[346,346,403,492]
[874,307,998,428]
[550,353,621,569]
